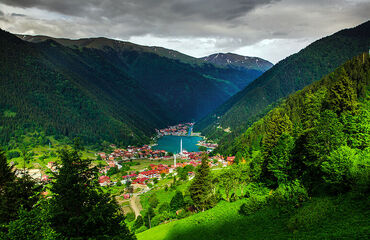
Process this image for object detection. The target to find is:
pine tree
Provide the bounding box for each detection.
[49,148,135,239]
[0,150,41,227]
[0,150,14,189]
[189,154,215,211]
[170,191,185,211]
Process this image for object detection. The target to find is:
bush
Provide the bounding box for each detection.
[272,180,308,209]
[135,225,148,234]
[349,148,370,190]
[158,202,170,213]
[239,194,268,216]
[125,212,135,222]
[6,151,20,159]
[133,215,143,230]
[321,146,356,186]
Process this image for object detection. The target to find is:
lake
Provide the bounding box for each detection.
[152,135,202,153]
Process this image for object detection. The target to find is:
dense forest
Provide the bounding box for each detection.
[196,20,370,149]
[219,53,369,190]
[0,29,269,148]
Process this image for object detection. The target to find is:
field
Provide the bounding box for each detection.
[137,192,369,240]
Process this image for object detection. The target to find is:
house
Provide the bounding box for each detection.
[227,156,235,166]
[133,177,149,184]
[41,175,50,182]
[138,170,159,179]
[99,175,111,186]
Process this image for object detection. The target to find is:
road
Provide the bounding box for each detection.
[130,195,142,218]
[129,187,149,218]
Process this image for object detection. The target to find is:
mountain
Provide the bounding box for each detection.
[201,53,273,72]
[17,35,271,121]
[195,20,370,148]
[0,29,270,147]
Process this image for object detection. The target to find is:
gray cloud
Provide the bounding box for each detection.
[11,13,26,17]
[0,10,3,16]
[0,0,369,63]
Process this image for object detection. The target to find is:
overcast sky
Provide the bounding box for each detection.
[0,0,369,63]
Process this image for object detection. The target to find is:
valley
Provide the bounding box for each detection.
[0,5,369,239]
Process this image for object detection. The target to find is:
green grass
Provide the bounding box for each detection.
[140,180,191,210]
[137,192,369,240]
[130,159,175,171]
[3,110,16,117]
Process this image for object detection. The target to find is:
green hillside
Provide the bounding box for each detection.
[0,29,269,148]
[137,193,369,240]
[137,54,370,239]
[196,20,370,148]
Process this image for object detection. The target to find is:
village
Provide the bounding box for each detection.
[156,122,194,136]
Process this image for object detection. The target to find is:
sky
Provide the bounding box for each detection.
[0,0,369,63]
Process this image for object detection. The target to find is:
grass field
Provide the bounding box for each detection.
[137,192,369,240]
[140,180,191,210]
[130,159,176,171]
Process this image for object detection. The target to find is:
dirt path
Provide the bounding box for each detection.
[130,195,142,218]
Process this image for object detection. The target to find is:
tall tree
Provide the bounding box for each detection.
[0,150,41,228]
[49,148,135,239]
[189,154,215,211]
[0,150,14,188]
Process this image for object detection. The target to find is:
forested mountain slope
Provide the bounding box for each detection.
[19,35,270,121]
[196,20,370,146]
[223,53,369,188]
[0,29,168,146]
[1,29,270,147]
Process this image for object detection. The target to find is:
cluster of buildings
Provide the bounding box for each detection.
[97,145,169,162]
[156,122,194,136]
[197,140,218,149]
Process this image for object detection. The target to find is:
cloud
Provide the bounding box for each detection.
[11,13,26,17]
[0,10,3,16]
[0,0,369,63]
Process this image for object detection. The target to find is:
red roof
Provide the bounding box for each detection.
[227,156,235,161]
[99,175,110,183]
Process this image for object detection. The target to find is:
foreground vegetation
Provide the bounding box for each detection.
[137,191,369,240]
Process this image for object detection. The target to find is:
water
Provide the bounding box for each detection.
[152,135,202,153]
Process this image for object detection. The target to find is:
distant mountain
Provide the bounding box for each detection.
[0,30,270,147]
[17,34,271,121]
[200,53,273,72]
[195,20,370,149]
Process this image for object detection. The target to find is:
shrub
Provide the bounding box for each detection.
[6,151,20,159]
[239,194,268,216]
[125,212,135,222]
[321,146,356,187]
[158,202,170,213]
[135,225,148,234]
[272,180,308,209]
[133,215,143,230]
[350,148,370,190]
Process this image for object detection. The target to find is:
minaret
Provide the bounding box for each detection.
[180,138,183,154]
[174,154,176,168]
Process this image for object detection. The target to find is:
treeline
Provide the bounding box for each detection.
[0,147,136,239]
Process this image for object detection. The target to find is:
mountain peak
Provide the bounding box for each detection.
[200,52,273,71]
